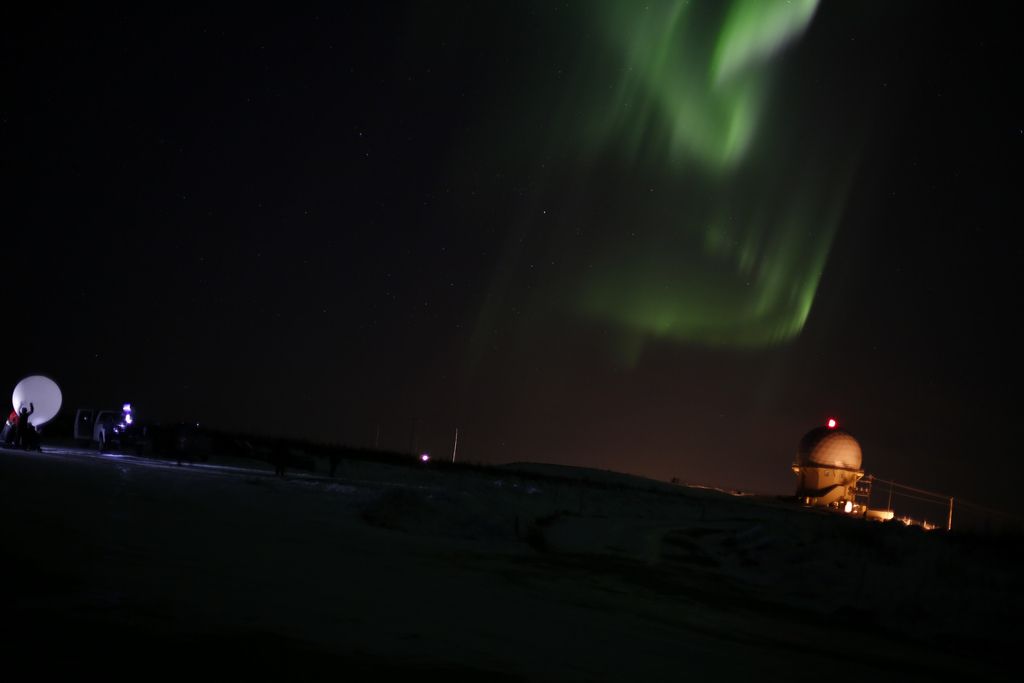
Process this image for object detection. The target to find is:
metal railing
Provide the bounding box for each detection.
[861,474,1021,533]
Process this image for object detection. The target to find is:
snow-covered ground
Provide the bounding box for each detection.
[1,445,1018,680]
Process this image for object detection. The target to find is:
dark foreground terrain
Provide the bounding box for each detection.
[1,445,1019,680]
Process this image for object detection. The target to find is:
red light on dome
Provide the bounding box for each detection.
[827,418,837,429]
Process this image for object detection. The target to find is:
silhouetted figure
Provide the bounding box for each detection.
[175,425,192,466]
[1,410,16,446]
[272,441,288,477]
[25,424,42,451]
[329,452,341,478]
[16,403,34,449]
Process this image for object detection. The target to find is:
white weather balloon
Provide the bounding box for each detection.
[12,375,63,427]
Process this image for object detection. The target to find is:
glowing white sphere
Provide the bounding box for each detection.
[12,375,63,427]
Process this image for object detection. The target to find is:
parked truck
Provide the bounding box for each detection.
[75,403,148,455]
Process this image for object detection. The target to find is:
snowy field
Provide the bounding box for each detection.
[1,444,1019,680]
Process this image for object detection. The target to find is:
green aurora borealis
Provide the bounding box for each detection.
[591,0,819,171]
[482,0,863,362]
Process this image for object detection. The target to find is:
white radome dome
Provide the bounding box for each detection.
[796,426,862,471]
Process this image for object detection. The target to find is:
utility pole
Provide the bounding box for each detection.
[451,427,459,463]
[947,497,954,531]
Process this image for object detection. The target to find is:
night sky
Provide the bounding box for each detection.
[5,2,1022,511]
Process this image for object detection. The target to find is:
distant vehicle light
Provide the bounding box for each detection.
[827,418,837,429]
[420,453,430,462]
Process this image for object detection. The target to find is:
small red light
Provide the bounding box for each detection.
[827,418,837,429]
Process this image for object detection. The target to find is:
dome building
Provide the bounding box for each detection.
[792,420,865,508]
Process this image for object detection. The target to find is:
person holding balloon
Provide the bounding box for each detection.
[16,403,35,449]
[9,375,63,452]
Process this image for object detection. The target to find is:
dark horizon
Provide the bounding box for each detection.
[5,2,1022,512]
